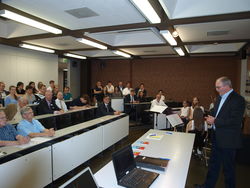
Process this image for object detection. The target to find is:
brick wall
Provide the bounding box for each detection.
[90,56,241,108]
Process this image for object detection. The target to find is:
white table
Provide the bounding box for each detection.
[95,129,195,188]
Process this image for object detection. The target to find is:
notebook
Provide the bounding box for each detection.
[112,145,159,188]
[135,155,169,171]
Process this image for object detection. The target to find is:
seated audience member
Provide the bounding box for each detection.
[70,94,90,109]
[104,81,114,97]
[37,90,63,115]
[117,81,124,95]
[96,95,120,117]
[16,82,25,95]
[112,86,123,97]
[4,86,18,106]
[0,110,30,146]
[17,107,55,138]
[137,91,147,102]
[63,86,73,100]
[122,82,132,96]
[180,100,190,125]
[189,97,204,120]
[4,104,17,122]
[90,96,98,107]
[158,90,165,101]
[93,81,104,102]
[186,107,208,155]
[52,85,59,100]
[28,81,38,94]
[11,97,28,122]
[47,80,55,91]
[55,92,68,112]
[0,82,7,107]
[35,84,46,103]
[135,83,147,97]
[124,89,138,120]
[37,82,43,90]
[209,95,216,111]
[24,85,36,104]
[150,94,167,109]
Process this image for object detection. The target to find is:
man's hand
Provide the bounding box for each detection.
[16,135,30,145]
[205,115,215,124]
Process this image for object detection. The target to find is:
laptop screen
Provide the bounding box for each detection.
[59,167,99,188]
[112,145,136,181]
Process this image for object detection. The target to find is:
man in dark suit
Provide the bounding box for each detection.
[124,89,139,120]
[96,95,120,117]
[37,90,63,115]
[195,77,245,188]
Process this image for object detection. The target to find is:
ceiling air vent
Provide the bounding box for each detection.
[65,7,99,19]
[207,30,229,36]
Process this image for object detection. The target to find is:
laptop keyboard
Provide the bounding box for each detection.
[121,168,149,187]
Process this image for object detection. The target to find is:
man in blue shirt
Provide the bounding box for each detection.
[17,106,55,138]
[0,110,30,146]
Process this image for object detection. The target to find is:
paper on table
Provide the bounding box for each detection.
[16,137,52,149]
[166,114,183,127]
[150,105,168,113]
[146,133,163,141]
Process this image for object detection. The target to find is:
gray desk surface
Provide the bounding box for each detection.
[95,129,195,188]
[0,113,126,159]
[8,106,97,125]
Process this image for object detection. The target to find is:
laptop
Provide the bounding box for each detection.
[59,167,103,188]
[135,155,169,171]
[112,145,159,188]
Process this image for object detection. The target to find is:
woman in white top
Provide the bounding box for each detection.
[104,81,114,97]
[158,90,165,101]
[189,97,204,120]
[55,92,68,112]
[122,82,132,96]
[186,107,208,155]
[180,100,190,125]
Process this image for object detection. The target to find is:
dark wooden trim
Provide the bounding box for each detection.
[170,11,250,25]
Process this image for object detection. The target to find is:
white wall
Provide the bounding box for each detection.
[0,44,58,88]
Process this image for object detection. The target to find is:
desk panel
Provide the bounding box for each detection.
[52,126,103,180]
[0,146,52,188]
[102,116,129,150]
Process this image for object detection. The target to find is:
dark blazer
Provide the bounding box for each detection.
[37,98,61,115]
[213,91,245,148]
[124,94,138,103]
[96,102,115,117]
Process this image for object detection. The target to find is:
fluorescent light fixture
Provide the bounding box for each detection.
[113,50,131,58]
[174,47,185,56]
[76,38,107,50]
[19,44,55,53]
[64,53,86,59]
[0,10,62,34]
[63,69,68,71]
[160,30,177,46]
[130,0,161,24]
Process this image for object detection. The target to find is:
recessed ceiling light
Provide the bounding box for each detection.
[19,43,55,53]
[76,38,107,50]
[113,50,131,58]
[64,53,86,59]
[160,30,177,46]
[130,0,161,24]
[0,10,62,34]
